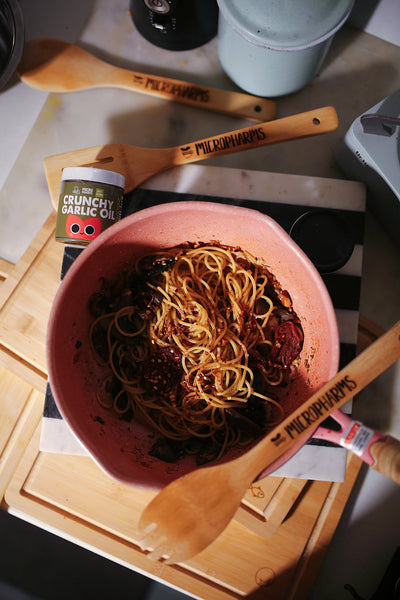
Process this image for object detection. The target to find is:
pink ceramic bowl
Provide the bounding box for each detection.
[47,202,339,490]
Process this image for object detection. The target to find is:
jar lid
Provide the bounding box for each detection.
[61,166,125,189]
[289,209,355,273]
[217,0,354,50]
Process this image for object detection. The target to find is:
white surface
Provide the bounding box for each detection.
[0,0,95,191]
[349,0,400,47]
[0,84,47,191]
[1,1,399,599]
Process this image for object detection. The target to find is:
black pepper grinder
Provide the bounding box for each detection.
[130,0,219,51]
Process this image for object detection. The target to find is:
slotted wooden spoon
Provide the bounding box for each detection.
[137,321,400,564]
[18,38,276,122]
[44,105,338,209]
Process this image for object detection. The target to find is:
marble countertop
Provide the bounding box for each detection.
[0,1,399,599]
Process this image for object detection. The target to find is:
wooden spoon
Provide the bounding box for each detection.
[137,321,400,564]
[44,105,338,209]
[18,38,276,122]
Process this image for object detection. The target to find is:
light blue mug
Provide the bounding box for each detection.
[216,0,354,97]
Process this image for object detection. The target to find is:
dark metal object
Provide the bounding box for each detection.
[130,0,218,51]
[0,0,24,89]
[344,547,400,600]
[361,113,400,137]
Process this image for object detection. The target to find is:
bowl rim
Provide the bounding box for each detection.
[47,201,340,487]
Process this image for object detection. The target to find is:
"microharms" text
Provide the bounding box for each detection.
[284,375,357,439]
[194,127,266,156]
[143,77,209,102]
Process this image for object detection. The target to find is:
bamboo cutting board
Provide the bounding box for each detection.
[0,367,43,501]
[4,420,362,600]
[0,361,364,598]
[0,211,62,392]
[0,173,377,599]
[0,315,380,598]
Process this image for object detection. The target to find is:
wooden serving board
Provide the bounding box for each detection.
[0,367,44,501]
[0,305,377,600]
[0,211,62,392]
[0,178,379,599]
[4,420,362,600]
[237,477,308,538]
[0,363,364,599]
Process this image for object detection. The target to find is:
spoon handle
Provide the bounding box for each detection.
[44,106,339,208]
[370,435,400,483]
[167,105,338,166]
[19,38,275,121]
[108,64,276,122]
[244,320,400,484]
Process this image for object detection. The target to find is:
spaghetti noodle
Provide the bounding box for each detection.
[88,242,304,464]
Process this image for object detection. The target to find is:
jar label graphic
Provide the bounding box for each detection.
[56,167,125,245]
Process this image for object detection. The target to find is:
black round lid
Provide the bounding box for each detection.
[0,0,24,90]
[289,209,355,273]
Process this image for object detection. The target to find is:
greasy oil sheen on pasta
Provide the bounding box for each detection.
[88,242,304,465]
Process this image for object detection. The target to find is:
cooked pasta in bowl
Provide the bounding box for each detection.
[47,201,339,490]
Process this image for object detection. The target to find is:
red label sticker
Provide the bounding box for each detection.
[341,420,374,457]
[344,422,360,445]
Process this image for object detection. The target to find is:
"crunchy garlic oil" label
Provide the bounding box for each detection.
[56,178,123,244]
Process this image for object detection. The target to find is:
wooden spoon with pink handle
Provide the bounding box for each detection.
[137,321,400,564]
[18,38,276,122]
[44,105,338,208]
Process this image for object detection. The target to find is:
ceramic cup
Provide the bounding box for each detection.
[216,0,354,97]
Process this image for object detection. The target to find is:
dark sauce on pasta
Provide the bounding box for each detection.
[87,242,304,465]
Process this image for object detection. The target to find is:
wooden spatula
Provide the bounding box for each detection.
[18,38,276,122]
[137,321,400,564]
[44,106,338,209]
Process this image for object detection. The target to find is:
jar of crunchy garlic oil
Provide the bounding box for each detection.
[55,166,125,245]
